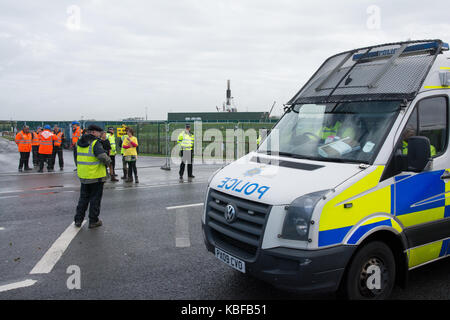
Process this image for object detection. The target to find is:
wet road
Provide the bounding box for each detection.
[0,137,449,300]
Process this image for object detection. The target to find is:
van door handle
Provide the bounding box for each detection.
[440,172,450,180]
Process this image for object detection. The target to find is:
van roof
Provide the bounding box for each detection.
[289,39,448,105]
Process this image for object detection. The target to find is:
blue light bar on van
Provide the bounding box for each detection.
[353,41,449,61]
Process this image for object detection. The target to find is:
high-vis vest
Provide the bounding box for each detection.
[107,133,116,156]
[318,122,342,140]
[72,126,82,145]
[31,132,40,146]
[177,131,194,151]
[54,131,63,147]
[402,141,436,157]
[77,140,106,180]
[121,134,129,155]
[15,131,32,153]
[38,130,55,154]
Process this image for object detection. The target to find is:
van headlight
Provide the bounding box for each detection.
[281,190,330,241]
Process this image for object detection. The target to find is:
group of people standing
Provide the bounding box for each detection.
[15,124,65,172]
[70,122,140,183]
[15,122,196,180]
[14,122,195,229]
[14,122,140,182]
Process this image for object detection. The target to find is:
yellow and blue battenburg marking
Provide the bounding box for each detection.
[318,166,450,268]
[318,166,392,247]
[393,170,449,226]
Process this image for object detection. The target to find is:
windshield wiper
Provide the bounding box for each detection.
[257,150,307,159]
[257,150,368,164]
[307,156,369,164]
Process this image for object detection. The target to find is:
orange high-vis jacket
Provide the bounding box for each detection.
[38,130,57,155]
[54,131,64,147]
[15,131,32,153]
[72,126,81,145]
[31,132,40,146]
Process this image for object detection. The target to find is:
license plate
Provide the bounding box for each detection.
[215,247,246,273]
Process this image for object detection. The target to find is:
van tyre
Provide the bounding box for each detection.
[340,241,396,300]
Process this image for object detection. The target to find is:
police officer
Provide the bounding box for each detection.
[177,123,195,180]
[74,125,111,229]
[106,127,118,182]
[257,128,268,147]
[401,124,436,156]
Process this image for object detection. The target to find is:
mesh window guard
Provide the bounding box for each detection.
[289,40,447,105]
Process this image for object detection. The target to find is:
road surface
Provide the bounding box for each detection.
[0,137,449,299]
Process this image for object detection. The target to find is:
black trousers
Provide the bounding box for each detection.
[179,150,193,177]
[39,153,52,171]
[110,155,115,170]
[32,146,39,166]
[127,160,137,179]
[73,147,77,166]
[19,152,31,170]
[75,182,104,223]
[51,146,64,169]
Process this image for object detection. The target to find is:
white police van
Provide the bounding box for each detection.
[202,40,450,299]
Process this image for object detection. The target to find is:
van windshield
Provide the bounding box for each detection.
[259,101,401,164]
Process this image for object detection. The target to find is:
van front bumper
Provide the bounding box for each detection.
[203,224,356,294]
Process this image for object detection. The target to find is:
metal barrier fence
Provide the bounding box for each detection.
[6,120,278,158]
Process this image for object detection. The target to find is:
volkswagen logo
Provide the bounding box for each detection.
[224,204,237,223]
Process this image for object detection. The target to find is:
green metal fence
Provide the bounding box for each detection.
[8,119,278,158]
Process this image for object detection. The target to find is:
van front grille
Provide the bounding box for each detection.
[205,189,271,261]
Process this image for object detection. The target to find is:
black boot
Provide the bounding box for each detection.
[88,219,103,229]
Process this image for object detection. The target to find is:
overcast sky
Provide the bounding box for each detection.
[0,0,449,121]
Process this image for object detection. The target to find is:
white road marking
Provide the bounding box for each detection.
[175,209,191,248]
[0,195,19,199]
[169,203,205,248]
[166,203,204,210]
[0,227,5,230]
[29,221,86,274]
[0,279,37,293]
[0,190,23,194]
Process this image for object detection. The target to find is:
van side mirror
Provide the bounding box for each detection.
[407,136,431,172]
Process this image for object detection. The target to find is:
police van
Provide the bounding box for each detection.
[202,40,450,299]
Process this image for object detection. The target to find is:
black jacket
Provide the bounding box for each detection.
[100,139,111,154]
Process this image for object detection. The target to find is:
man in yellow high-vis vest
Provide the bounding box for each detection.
[106,127,118,182]
[74,125,111,229]
[178,123,195,180]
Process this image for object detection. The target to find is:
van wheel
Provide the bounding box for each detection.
[340,241,396,300]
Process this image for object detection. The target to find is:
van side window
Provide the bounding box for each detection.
[381,96,448,182]
[417,97,448,156]
[400,96,448,157]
